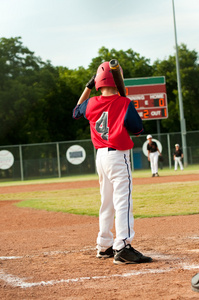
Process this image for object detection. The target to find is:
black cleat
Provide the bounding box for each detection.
[96,246,114,258]
[113,244,152,265]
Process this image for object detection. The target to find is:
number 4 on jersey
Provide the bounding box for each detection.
[95,112,109,141]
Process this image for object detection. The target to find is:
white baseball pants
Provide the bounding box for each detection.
[174,157,183,170]
[149,151,159,174]
[96,148,134,251]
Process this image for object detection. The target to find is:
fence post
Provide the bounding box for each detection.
[131,148,134,172]
[19,145,24,181]
[167,134,172,169]
[93,146,97,174]
[56,143,61,178]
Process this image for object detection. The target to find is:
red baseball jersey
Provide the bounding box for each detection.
[73,94,143,150]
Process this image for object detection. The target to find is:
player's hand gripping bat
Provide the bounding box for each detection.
[109,59,126,97]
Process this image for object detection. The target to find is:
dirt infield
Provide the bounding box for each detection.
[0,174,199,299]
[1,173,199,193]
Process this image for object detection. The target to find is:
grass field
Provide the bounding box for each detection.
[1,166,199,218]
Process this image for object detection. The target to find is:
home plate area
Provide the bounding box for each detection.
[0,249,199,289]
[0,199,198,299]
[0,236,199,300]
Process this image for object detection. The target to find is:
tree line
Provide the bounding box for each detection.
[0,37,199,146]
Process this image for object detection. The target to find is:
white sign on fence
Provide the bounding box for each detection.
[66,145,86,165]
[0,150,14,170]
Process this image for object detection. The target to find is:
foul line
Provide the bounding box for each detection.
[0,256,23,260]
[0,246,96,261]
[0,247,180,261]
[1,247,198,289]
[1,264,199,289]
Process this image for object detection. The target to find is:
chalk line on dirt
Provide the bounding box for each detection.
[0,246,96,261]
[188,236,199,240]
[0,250,176,261]
[0,247,181,264]
[1,264,199,289]
[0,256,23,260]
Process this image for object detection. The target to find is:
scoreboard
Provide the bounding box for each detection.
[124,77,168,120]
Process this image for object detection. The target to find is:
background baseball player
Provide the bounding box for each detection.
[147,134,162,177]
[173,144,183,171]
[73,61,152,265]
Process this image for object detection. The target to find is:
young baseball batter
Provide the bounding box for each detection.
[147,135,162,177]
[173,144,183,171]
[73,61,152,264]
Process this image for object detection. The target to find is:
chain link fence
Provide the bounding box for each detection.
[0,131,199,181]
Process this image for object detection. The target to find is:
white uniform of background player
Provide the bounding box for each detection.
[147,135,162,177]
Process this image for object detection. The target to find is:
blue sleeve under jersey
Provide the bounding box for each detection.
[124,101,144,136]
[72,99,89,119]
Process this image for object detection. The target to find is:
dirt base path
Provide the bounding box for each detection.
[1,173,199,193]
[0,174,199,299]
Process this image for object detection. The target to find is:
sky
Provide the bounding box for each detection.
[0,0,199,69]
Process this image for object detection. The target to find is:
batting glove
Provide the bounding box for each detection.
[86,75,96,89]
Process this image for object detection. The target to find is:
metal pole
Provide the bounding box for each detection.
[172,0,188,166]
[19,145,24,181]
[93,146,97,174]
[167,133,172,169]
[56,143,61,178]
[156,120,161,141]
[130,148,134,172]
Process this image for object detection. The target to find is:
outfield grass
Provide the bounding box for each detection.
[1,171,199,218]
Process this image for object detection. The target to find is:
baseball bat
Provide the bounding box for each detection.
[109,59,126,97]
